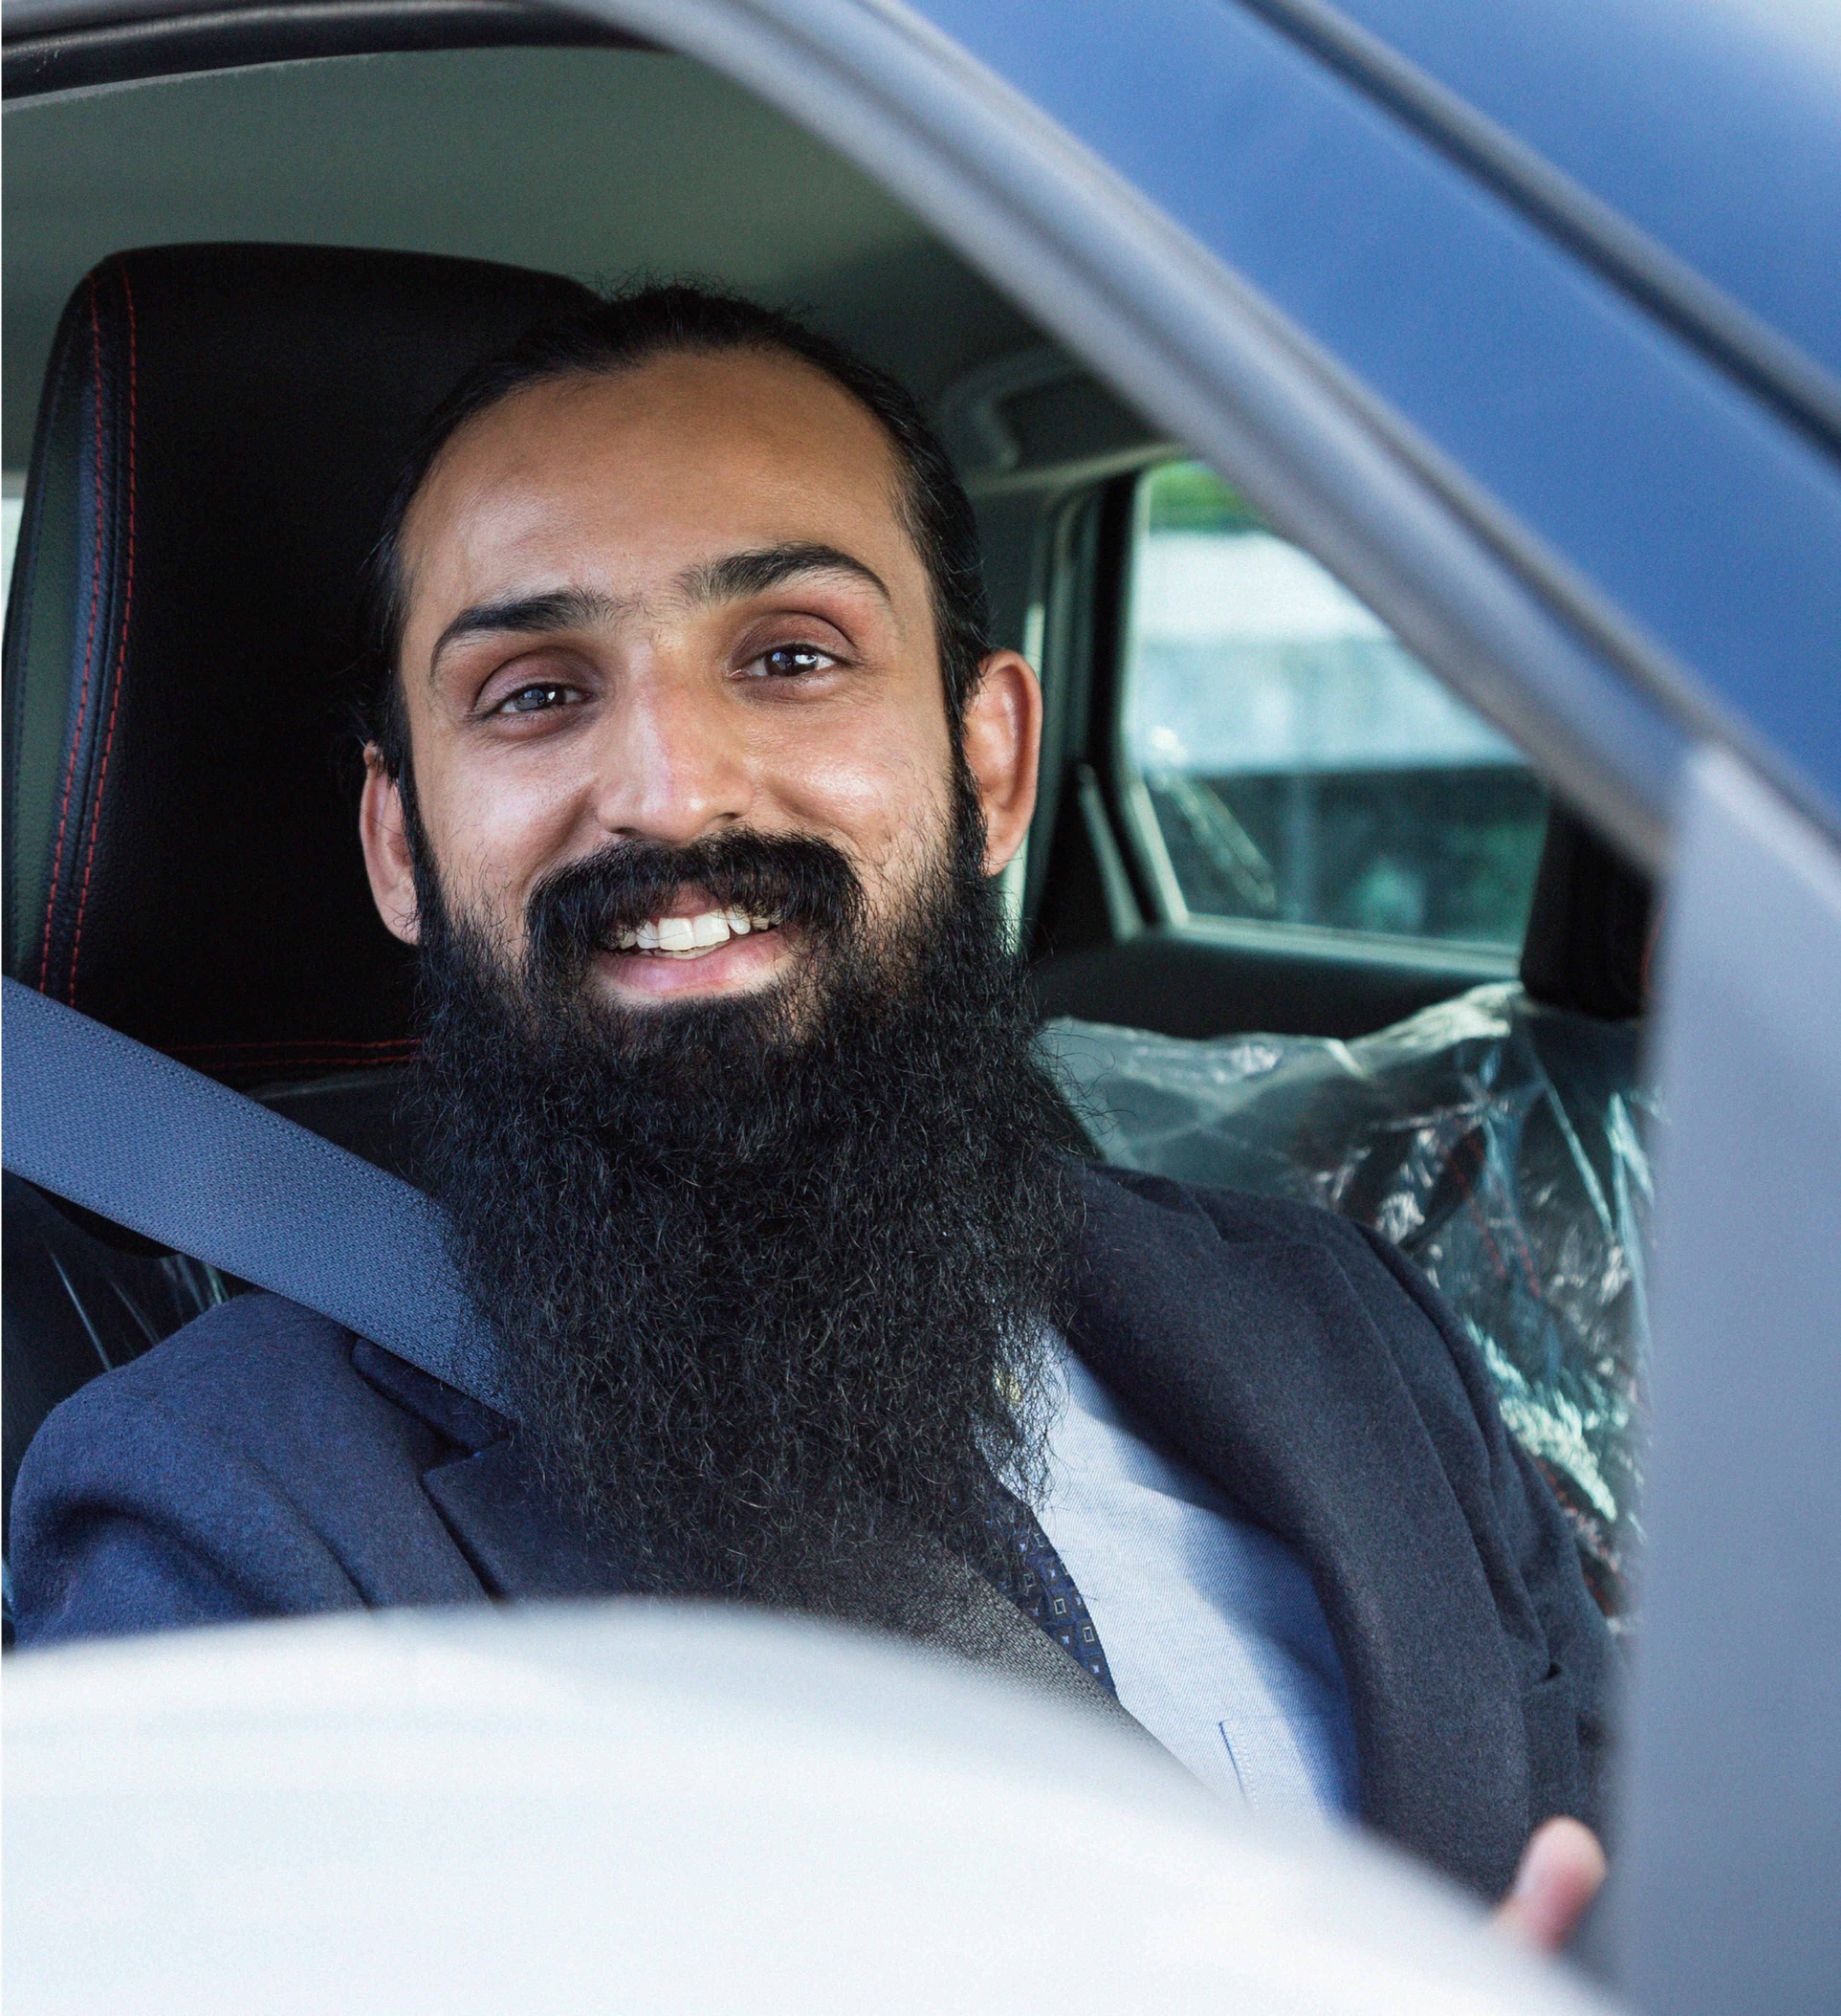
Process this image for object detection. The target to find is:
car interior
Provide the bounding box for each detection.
[1,15,1656,1628]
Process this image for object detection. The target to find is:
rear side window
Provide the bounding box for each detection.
[1,480,23,609]
[1118,462,1546,950]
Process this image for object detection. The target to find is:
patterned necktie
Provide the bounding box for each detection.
[991,1492,1118,1695]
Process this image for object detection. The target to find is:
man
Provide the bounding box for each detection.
[11,286,1608,1937]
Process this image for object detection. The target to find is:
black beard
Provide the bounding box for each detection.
[405,776,1082,1629]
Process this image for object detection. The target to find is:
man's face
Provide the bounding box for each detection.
[361,346,1070,1605]
[360,348,1039,1001]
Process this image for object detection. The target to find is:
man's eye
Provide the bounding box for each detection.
[745,645,835,680]
[492,682,582,715]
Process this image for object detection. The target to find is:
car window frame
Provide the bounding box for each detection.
[1101,455,1530,974]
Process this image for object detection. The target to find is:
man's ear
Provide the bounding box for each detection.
[960,649,1042,876]
[359,749,422,947]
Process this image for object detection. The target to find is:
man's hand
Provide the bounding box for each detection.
[1491,1817,1607,1952]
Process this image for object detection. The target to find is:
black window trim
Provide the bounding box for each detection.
[1,0,648,102]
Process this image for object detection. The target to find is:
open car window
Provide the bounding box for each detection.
[1,484,23,607]
[1118,461,1545,954]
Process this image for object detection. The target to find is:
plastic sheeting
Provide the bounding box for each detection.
[1043,985,1656,1618]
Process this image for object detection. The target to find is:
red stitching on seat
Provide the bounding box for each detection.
[169,1044,419,1072]
[168,1036,418,1057]
[67,262,138,1003]
[37,278,107,994]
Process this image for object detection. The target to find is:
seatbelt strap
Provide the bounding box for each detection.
[1,977,510,1416]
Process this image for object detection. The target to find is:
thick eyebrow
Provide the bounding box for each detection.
[426,545,891,680]
[676,541,892,611]
[427,587,630,679]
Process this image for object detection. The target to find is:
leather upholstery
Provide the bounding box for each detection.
[1,1170,224,1557]
[2,244,594,1083]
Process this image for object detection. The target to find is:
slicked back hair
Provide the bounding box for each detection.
[356,283,992,780]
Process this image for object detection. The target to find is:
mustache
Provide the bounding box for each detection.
[524,830,867,982]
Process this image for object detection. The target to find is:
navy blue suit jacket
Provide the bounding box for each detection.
[10,1165,1613,1897]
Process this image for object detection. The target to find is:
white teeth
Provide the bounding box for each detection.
[616,907,783,955]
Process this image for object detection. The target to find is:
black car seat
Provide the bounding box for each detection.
[1,244,596,1550]
[1046,807,1657,1617]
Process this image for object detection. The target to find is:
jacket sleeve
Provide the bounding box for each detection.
[8,1293,487,1649]
[1353,1219,1620,1842]
[10,1380,367,1645]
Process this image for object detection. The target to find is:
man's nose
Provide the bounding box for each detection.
[587,663,754,848]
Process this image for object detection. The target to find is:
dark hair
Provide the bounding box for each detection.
[357,283,991,779]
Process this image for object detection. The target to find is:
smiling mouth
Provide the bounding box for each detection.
[608,907,786,958]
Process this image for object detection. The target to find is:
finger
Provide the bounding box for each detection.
[1492,1817,1608,1953]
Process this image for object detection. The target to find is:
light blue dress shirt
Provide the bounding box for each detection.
[1031,1333,1361,1819]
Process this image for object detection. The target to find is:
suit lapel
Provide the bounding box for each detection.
[351,1339,629,1603]
[1064,1167,1529,1895]
[420,1438,630,1602]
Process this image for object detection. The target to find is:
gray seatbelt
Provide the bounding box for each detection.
[1,977,509,1416]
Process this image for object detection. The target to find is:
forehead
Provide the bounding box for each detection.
[398,349,916,609]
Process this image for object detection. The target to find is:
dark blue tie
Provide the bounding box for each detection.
[994,1495,1119,1695]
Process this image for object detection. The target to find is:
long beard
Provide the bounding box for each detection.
[405,777,1080,1625]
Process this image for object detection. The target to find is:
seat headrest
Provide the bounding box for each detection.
[3,244,594,1083]
[1518,802,1656,1020]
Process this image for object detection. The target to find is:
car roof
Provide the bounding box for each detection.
[1326,0,1841,395]
[0,44,1047,463]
